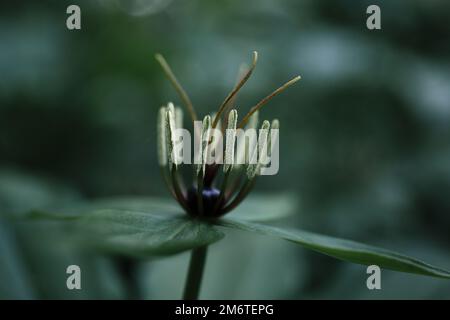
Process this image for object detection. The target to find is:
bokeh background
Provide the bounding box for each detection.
[1,0,450,299]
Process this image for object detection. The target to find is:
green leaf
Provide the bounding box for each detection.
[218,218,450,279]
[89,197,181,216]
[28,194,295,222]
[74,209,224,258]
[227,193,297,222]
[27,196,182,220]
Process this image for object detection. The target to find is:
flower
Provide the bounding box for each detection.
[155,51,300,218]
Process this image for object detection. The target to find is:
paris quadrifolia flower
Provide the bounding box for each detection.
[155,51,300,218]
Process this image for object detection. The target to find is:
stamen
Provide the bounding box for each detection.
[167,101,175,115]
[247,110,259,129]
[155,54,198,122]
[269,119,279,157]
[163,104,190,212]
[224,109,238,173]
[211,112,221,130]
[196,115,211,216]
[271,119,279,129]
[209,112,223,162]
[175,106,183,129]
[165,104,178,170]
[196,115,212,176]
[238,75,301,128]
[235,110,259,168]
[247,120,270,179]
[157,106,167,166]
[212,51,258,128]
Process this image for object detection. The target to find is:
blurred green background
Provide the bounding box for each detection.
[1,0,450,299]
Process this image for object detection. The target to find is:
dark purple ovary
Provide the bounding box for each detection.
[187,186,224,217]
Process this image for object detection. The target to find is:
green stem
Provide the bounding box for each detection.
[183,246,208,300]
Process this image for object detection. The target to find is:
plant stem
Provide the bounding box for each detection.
[183,246,208,300]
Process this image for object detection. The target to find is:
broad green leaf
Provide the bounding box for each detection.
[27,196,182,220]
[227,193,297,222]
[218,218,450,279]
[90,196,182,216]
[74,209,224,258]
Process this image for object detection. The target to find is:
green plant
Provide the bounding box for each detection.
[33,52,450,300]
